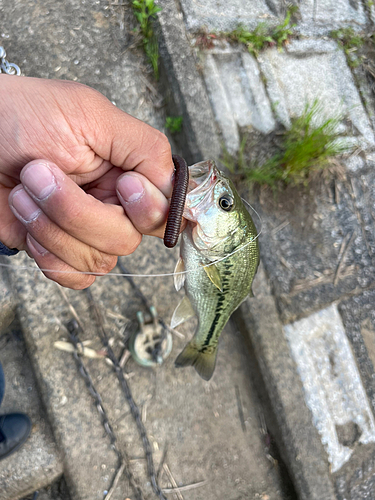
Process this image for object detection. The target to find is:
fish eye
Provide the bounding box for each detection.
[219,195,234,212]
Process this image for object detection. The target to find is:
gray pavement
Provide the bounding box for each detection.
[0,319,63,500]
[1,0,375,499]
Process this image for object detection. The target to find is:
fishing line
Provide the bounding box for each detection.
[0,198,262,279]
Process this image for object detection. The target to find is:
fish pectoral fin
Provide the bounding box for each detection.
[202,263,222,292]
[170,295,195,329]
[174,257,186,291]
[175,342,218,381]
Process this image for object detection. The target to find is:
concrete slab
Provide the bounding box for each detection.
[255,174,375,324]
[298,0,368,33]
[258,40,375,149]
[199,38,375,154]
[284,304,375,474]
[157,0,221,163]
[202,53,241,154]
[339,290,375,422]
[349,170,375,262]
[336,290,375,499]
[352,63,375,137]
[20,477,71,500]
[178,0,368,35]
[0,319,63,500]
[0,263,17,333]
[334,448,375,500]
[202,50,276,153]
[7,256,122,500]
[179,0,281,33]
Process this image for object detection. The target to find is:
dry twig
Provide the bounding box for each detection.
[120,349,131,368]
[104,462,126,500]
[157,442,168,481]
[163,464,184,500]
[271,220,290,236]
[333,232,356,286]
[162,480,209,494]
[235,385,246,432]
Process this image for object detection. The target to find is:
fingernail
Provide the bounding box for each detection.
[27,234,49,256]
[22,162,56,200]
[10,188,42,222]
[117,175,144,203]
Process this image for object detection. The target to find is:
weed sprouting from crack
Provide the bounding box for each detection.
[165,116,183,134]
[331,27,365,68]
[224,102,352,188]
[224,6,298,56]
[228,23,274,56]
[132,0,161,78]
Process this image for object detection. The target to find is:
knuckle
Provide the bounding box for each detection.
[123,232,142,255]
[115,232,142,256]
[69,276,96,290]
[85,250,117,275]
[29,217,62,245]
[151,131,171,158]
[48,272,96,290]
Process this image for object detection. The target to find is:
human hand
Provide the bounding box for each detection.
[0,75,175,288]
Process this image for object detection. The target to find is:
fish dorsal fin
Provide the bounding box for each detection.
[171,295,195,329]
[203,263,223,292]
[174,257,186,291]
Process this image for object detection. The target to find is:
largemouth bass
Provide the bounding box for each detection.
[172,159,260,381]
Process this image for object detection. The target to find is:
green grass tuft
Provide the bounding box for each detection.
[271,6,298,48]
[331,28,365,68]
[165,116,183,133]
[228,24,273,56]
[227,7,297,56]
[132,0,162,78]
[232,102,351,188]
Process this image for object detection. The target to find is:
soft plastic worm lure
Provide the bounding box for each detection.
[163,154,189,248]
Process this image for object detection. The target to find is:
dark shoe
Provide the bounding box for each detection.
[0,413,31,460]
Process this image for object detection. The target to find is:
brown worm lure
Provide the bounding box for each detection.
[163,155,189,248]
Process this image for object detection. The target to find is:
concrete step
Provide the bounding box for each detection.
[0,263,17,332]
[20,477,71,500]
[0,317,63,500]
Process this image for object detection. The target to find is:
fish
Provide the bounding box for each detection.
[172,159,260,381]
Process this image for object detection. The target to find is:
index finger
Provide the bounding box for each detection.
[76,88,175,196]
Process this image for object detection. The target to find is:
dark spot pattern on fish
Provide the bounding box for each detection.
[200,261,233,351]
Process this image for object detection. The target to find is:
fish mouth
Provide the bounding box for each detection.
[183,160,218,221]
[187,159,216,193]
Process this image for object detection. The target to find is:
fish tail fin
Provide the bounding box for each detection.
[175,342,218,381]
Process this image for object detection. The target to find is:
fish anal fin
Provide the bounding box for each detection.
[202,263,222,292]
[175,342,218,381]
[170,295,195,329]
[174,257,185,292]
